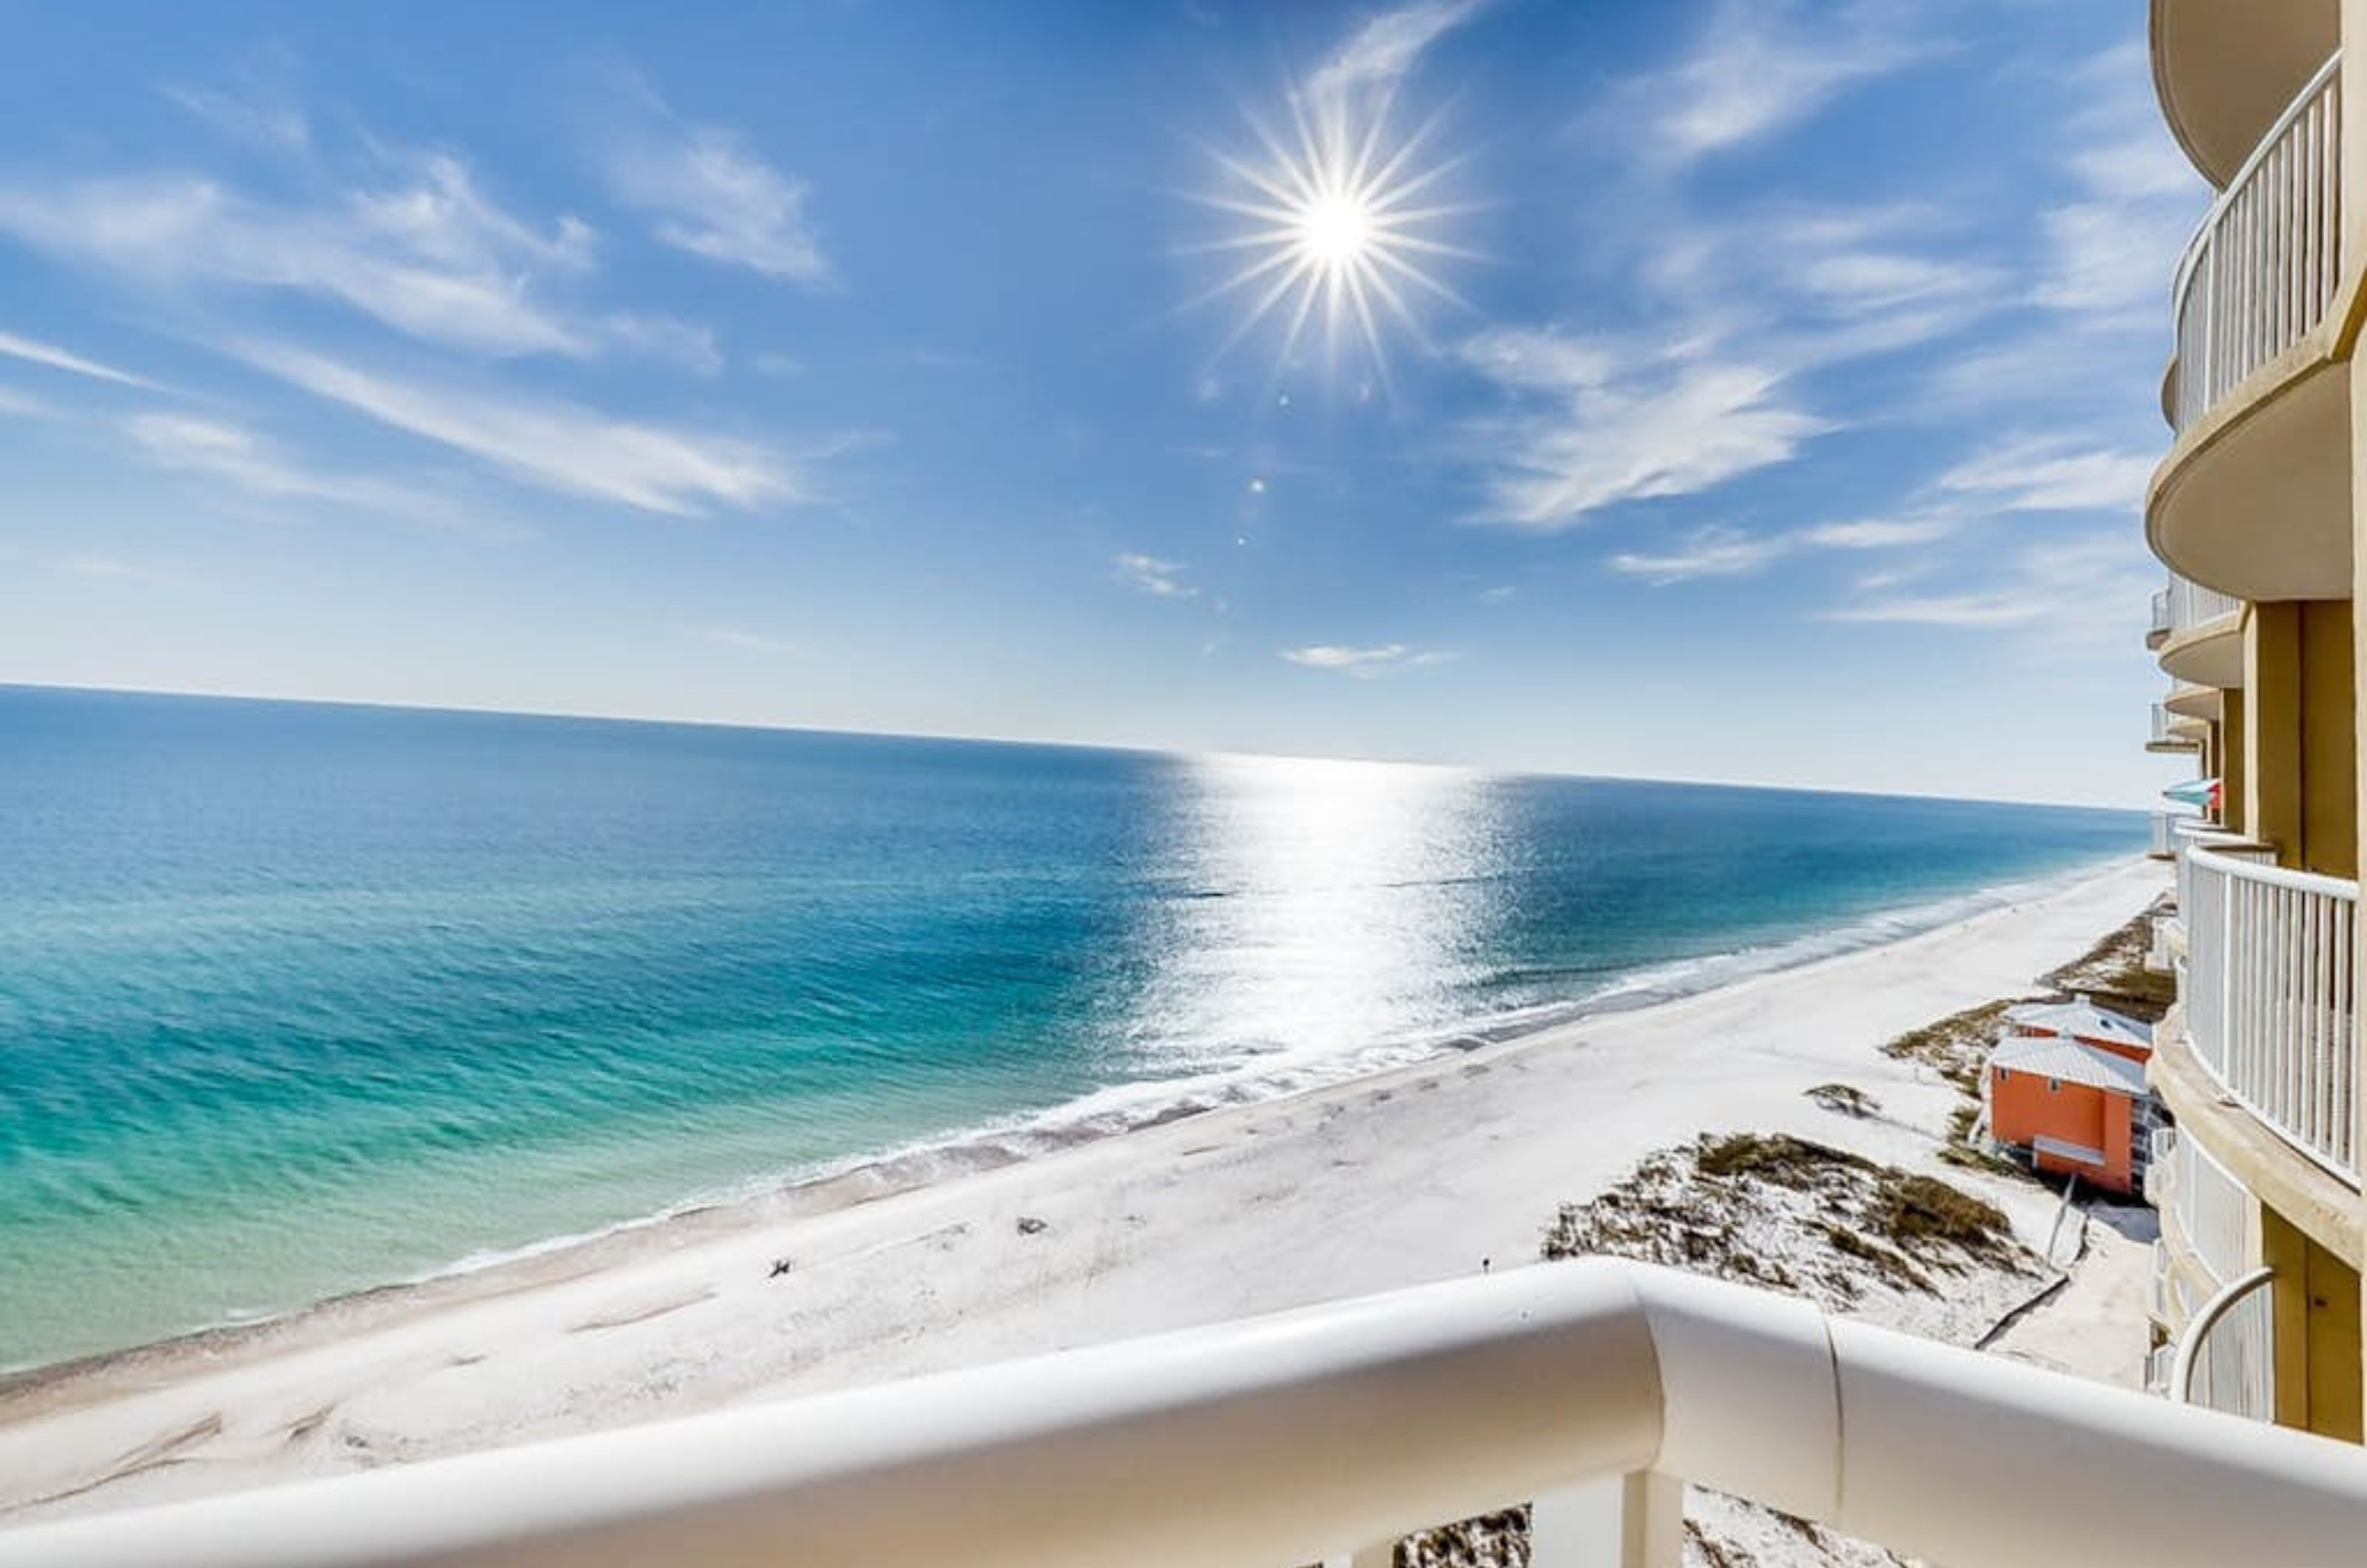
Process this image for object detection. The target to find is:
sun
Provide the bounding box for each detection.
[1297,192,1374,271]
[1185,86,1479,383]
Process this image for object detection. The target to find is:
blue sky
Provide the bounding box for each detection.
[0,0,2200,806]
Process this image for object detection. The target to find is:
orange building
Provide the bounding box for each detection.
[1985,998,2158,1197]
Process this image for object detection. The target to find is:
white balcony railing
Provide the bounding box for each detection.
[2152,703,2199,748]
[2147,1340,2178,1395]
[2166,573,2244,638]
[2170,1122,2254,1287]
[2188,1281,2279,1424]
[2150,586,2175,644]
[2170,53,2342,432]
[2181,845,2360,1183]
[2146,1125,2178,1206]
[10,1263,2367,1568]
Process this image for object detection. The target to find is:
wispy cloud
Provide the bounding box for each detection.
[1825,531,2159,635]
[1306,0,1489,104]
[237,342,799,516]
[165,82,311,157]
[124,409,482,527]
[1280,643,1453,676]
[1936,435,2155,513]
[703,627,796,655]
[1112,552,1197,598]
[0,155,602,359]
[1607,512,1958,586]
[1459,326,1831,530]
[1607,526,1788,584]
[2032,42,2204,324]
[0,328,161,390]
[1646,0,1944,165]
[600,81,831,287]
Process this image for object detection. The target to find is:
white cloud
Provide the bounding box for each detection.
[704,627,796,655]
[123,409,479,527]
[1607,526,1788,584]
[1937,436,2155,513]
[1306,0,1489,104]
[601,88,831,287]
[1280,643,1453,676]
[237,343,799,517]
[0,328,160,390]
[1822,589,2041,628]
[1793,516,1956,549]
[1459,326,1831,530]
[1604,511,1958,587]
[0,158,601,359]
[1113,552,1197,599]
[166,82,310,157]
[1649,0,1943,165]
[1825,530,2160,635]
[2032,42,2205,323]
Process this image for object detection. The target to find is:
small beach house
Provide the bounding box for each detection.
[1983,996,2159,1195]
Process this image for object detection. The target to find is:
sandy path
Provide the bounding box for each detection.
[0,856,2170,1525]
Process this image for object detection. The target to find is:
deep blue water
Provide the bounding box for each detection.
[0,686,2145,1369]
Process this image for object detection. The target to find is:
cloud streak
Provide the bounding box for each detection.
[1112,552,1197,599]
[1647,0,1944,165]
[237,343,799,516]
[1459,326,1831,530]
[0,328,161,390]
[1280,643,1453,676]
[600,84,831,287]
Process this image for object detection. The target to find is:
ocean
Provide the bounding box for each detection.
[0,686,2145,1371]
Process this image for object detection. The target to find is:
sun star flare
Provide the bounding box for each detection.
[1189,85,1480,382]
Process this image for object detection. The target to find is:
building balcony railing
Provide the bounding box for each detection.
[10,1261,2367,1568]
[2168,1117,2255,1288]
[2170,53,2341,433]
[2181,844,2360,1185]
[2150,702,2201,751]
[2150,586,2175,649]
[2167,573,2243,636]
[2180,1274,2280,1424]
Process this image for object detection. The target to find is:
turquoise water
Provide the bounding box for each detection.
[0,686,2145,1370]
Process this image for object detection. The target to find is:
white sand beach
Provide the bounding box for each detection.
[0,854,2169,1526]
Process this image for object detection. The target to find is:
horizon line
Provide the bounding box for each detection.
[1,679,2150,816]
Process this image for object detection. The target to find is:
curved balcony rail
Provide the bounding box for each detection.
[11,1262,2367,1568]
[2174,1268,2279,1425]
[2151,703,2203,750]
[2150,586,2175,647]
[2167,573,2243,638]
[2181,845,2360,1183]
[2170,1117,2255,1286]
[2170,53,2341,433]
[2195,1290,2278,1421]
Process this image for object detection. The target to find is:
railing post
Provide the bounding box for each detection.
[1532,1473,1683,1568]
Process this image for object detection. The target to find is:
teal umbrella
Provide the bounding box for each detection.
[2163,778,2217,806]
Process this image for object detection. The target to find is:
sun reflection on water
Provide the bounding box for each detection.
[1127,752,1505,1076]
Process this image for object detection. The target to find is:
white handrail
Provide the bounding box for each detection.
[2173,1265,2277,1423]
[9,1263,2367,1568]
[2170,52,2342,431]
[2171,1123,2253,1287]
[2182,845,2360,1183]
[2166,574,2243,637]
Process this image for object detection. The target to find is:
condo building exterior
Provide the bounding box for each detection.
[2143,0,2367,1442]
